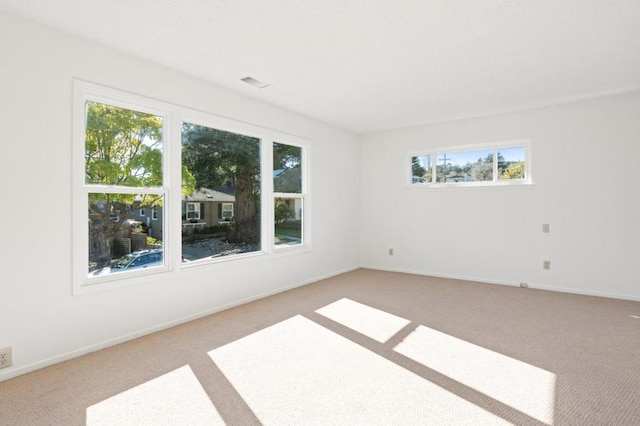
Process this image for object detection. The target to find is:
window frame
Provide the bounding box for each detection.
[407,140,533,189]
[73,81,172,294]
[221,202,234,221]
[272,139,309,251]
[73,80,311,294]
[186,202,201,220]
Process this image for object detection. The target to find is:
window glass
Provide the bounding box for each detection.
[181,123,262,261]
[273,143,302,193]
[84,100,164,279]
[274,198,303,246]
[437,149,493,183]
[411,155,432,184]
[84,101,163,186]
[273,142,304,247]
[498,146,526,180]
[221,203,234,221]
[88,194,163,276]
[409,143,530,187]
[186,202,200,220]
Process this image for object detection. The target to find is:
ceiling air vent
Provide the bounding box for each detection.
[241,76,271,89]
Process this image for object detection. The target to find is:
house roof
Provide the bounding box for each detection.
[183,188,235,203]
[274,166,302,193]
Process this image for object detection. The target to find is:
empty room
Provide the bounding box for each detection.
[1,1,639,425]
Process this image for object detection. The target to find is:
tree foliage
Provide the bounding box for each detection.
[85,102,163,187]
[500,161,525,179]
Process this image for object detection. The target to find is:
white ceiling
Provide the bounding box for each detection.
[2,0,639,134]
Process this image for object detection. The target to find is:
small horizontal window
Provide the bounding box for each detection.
[409,142,531,187]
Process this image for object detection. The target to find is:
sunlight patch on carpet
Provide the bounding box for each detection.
[209,315,510,425]
[86,365,224,426]
[394,325,556,425]
[316,298,411,343]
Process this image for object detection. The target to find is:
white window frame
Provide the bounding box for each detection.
[272,139,309,251]
[139,208,146,217]
[408,140,533,189]
[73,80,311,294]
[186,202,201,220]
[221,202,234,221]
[73,81,171,294]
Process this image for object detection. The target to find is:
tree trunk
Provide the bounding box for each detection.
[227,166,260,243]
[90,227,112,269]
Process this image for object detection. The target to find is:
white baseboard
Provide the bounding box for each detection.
[0,265,360,382]
[359,264,640,302]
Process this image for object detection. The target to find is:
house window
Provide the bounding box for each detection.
[186,202,201,220]
[151,208,158,220]
[221,203,233,221]
[273,142,305,247]
[139,208,146,217]
[181,122,261,262]
[410,142,530,187]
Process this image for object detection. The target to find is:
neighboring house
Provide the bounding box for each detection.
[181,187,236,233]
[134,188,236,241]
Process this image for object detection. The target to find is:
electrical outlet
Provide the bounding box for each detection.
[388,248,394,256]
[520,282,529,288]
[542,224,550,233]
[0,347,12,369]
[543,260,551,270]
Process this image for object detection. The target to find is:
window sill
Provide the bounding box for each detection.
[406,181,535,191]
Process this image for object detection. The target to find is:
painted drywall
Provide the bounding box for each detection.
[0,11,360,380]
[360,92,640,301]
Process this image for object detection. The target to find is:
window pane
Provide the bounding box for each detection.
[221,203,234,220]
[273,143,302,193]
[437,150,493,183]
[84,101,163,186]
[181,123,261,261]
[498,146,526,180]
[275,198,302,246]
[411,155,432,184]
[88,193,163,277]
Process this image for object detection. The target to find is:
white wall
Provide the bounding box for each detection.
[0,11,360,380]
[361,92,640,301]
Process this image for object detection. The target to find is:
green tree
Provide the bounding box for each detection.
[85,102,164,187]
[274,201,295,224]
[500,161,525,179]
[181,123,261,244]
[411,157,427,179]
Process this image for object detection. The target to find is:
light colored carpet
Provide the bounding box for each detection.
[1,269,639,425]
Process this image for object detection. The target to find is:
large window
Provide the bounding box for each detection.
[73,81,310,293]
[410,142,530,187]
